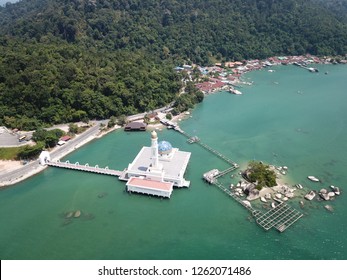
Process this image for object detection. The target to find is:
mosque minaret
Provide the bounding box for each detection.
[150,130,161,170]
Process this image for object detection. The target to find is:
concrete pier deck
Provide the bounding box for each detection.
[47,160,122,177]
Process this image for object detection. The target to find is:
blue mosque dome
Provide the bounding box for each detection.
[158,141,173,155]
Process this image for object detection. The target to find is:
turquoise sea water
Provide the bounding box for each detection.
[0,64,347,260]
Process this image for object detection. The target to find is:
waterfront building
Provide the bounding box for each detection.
[123,131,191,198]
[124,121,147,131]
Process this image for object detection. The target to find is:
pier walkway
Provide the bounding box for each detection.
[47,160,122,177]
[174,126,238,167]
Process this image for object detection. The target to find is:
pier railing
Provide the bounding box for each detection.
[47,160,122,177]
[173,125,238,167]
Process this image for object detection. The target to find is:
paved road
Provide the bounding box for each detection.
[127,103,174,122]
[0,123,103,186]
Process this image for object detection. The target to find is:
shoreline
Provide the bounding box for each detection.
[1,59,345,188]
[0,111,188,188]
[0,123,120,188]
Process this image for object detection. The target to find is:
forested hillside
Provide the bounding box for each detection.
[1,0,347,129]
[313,0,347,23]
[0,39,180,129]
[2,0,346,61]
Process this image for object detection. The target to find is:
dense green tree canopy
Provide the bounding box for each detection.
[1,0,347,129]
[246,161,277,189]
[1,0,346,60]
[0,39,181,129]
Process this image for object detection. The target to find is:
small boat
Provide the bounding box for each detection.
[299,200,305,208]
[260,196,267,203]
[271,202,276,208]
[308,176,320,182]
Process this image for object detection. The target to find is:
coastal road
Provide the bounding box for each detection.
[49,121,103,160]
[127,103,175,122]
[0,123,103,186]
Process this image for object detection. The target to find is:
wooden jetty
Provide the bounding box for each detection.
[47,160,122,177]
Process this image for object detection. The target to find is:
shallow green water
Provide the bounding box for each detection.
[1,64,346,260]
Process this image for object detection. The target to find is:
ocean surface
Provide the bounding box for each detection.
[1,64,346,260]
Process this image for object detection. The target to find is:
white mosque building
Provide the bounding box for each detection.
[123,131,191,198]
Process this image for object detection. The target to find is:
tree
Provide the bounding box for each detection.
[246,161,277,189]
[107,116,117,128]
[68,123,79,134]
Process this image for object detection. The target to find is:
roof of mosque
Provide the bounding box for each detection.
[158,141,173,154]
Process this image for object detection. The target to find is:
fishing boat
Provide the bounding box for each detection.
[308,176,320,182]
